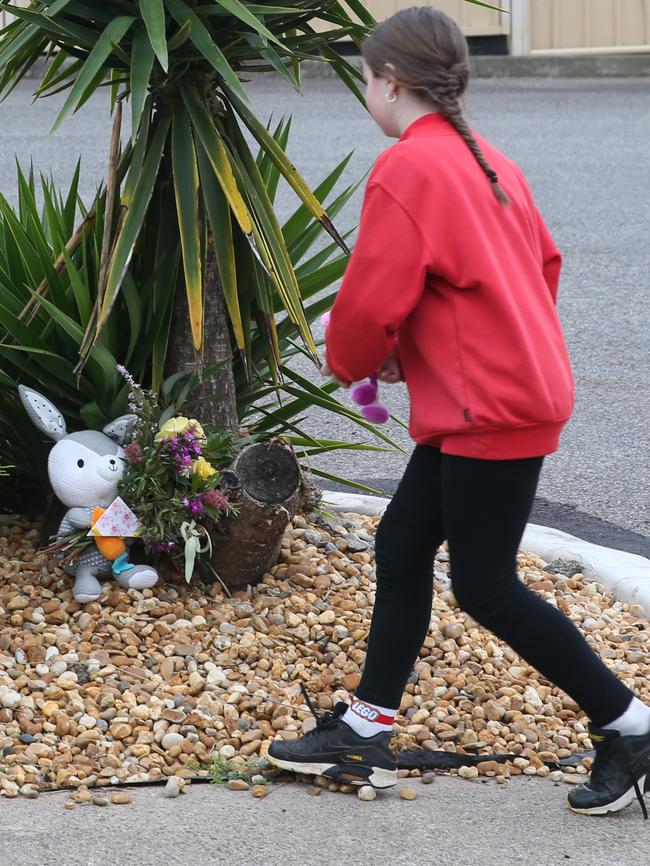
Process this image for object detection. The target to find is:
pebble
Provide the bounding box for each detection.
[74,789,92,804]
[357,786,376,801]
[251,785,269,798]
[92,796,109,806]
[0,689,21,710]
[421,773,436,785]
[111,793,132,805]
[228,780,250,791]
[161,732,184,751]
[458,766,479,780]
[164,778,181,798]
[399,788,417,800]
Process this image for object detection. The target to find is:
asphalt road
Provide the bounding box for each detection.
[1,775,649,866]
[1,77,648,555]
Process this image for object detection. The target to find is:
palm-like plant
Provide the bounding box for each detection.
[0,0,373,404]
[0,0,497,389]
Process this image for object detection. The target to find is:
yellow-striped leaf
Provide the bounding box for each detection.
[196,142,244,352]
[223,83,348,253]
[171,107,203,352]
[180,83,253,237]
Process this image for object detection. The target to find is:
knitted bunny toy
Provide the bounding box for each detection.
[320,312,390,424]
[18,385,159,603]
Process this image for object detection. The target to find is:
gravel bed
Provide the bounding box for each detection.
[1,510,648,799]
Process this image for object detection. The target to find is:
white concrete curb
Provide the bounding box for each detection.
[321,490,650,615]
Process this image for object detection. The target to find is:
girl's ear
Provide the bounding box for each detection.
[18,385,67,441]
[383,62,398,84]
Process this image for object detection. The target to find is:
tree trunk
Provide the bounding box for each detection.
[209,440,319,589]
[165,240,238,433]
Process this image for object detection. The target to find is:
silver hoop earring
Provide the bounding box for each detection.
[385,92,397,103]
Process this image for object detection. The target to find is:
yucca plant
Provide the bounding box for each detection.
[0,147,402,514]
[0,0,376,432]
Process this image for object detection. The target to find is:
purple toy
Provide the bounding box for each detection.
[320,312,390,424]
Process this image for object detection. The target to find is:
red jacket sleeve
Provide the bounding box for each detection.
[325,182,431,383]
[536,209,562,304]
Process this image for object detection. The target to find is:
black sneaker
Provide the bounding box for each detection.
[567,724,650,818]
[267,686,397,788]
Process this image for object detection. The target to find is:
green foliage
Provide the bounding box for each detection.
[0,162,177,512]
[207,753,267,785]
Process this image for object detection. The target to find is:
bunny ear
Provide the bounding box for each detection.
[18,385,67,441]
[103,414,137,445]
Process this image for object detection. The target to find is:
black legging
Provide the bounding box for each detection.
[355,445,633,726]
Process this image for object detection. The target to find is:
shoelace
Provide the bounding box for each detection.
[299,682,346,738]
[591,738,648,820]
[627,759,648,821]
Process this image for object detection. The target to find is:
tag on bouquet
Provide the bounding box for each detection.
[87,497,141,538]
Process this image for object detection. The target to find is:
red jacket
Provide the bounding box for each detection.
[325,112,574,460]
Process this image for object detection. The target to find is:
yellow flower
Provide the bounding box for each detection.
[155,416,207,443]
[192,457,217,480]
[155,416,191,442]
[187,419,207,442]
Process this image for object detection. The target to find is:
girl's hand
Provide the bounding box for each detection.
[320,361,350,389]
[376,350,403,384]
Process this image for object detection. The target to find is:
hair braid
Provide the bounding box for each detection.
[435,93,510,206]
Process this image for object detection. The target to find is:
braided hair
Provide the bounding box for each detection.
[363,6,510,206]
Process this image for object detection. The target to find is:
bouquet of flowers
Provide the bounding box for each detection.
[116,367,240,582]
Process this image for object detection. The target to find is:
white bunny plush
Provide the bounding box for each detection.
[18,385,159,603]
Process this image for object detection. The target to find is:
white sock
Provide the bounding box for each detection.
[603,696,650,737]
[342,697,396,738]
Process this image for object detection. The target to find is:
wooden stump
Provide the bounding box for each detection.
[209,440,313,589]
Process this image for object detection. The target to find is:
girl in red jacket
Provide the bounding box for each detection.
[269,6,650,818]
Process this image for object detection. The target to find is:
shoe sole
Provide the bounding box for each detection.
[267,754,397,789]
[567,773,646,816]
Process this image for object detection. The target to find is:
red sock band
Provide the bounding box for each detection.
[350,699,395,726]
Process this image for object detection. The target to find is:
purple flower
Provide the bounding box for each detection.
[182,497,190,507]
[145,541,177,554]
[190,500,204,514]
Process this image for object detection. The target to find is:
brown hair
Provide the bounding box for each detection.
[362,6,509,205]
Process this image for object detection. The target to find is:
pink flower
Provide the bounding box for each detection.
[204,490,229,511]
[123,442,144,464]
